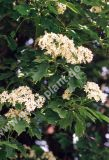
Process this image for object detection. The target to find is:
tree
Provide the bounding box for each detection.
[0,0,109,159]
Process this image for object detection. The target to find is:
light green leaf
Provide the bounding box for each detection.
[85,107,109,123]
[0,141,18,150]
[13,120,28,135]
[75,119,85,137]
[52,107,67,118]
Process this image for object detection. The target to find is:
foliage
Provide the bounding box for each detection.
[0,0,109,159]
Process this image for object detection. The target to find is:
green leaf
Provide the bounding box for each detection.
[78,25,99,40]
[5,36,17,51]
[48,4,58,15]
[0,116,7,129]
[95,111,109,123]
[52,107,67,118]
[10,31,16,38]
[0,103,3,111]
[31,62,49,83]
[0,148,6,160]
[47,101,66,118]
[5,147,16,158]
[13,120,28,135]
[58,112,73,129]
[79,107,96,122]
[29,118,42,139]
[74,112,86,137]
[68,71,86,92]
[14,4,30,16]
[85,107,109,123]
[0,140,27,157]
[75,119,85,137]
[45,109,59,124]
[59,0,79,13]
[29,127,42,139]
[66,2,79,14]
[106,26,109,38]
[85,107,101,120]
[0,141,18,150]
[10,138,27,157]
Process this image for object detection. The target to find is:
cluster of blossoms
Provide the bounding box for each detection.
[24,145,36,158]
[90,6,102,13]
[5,108,31,123]
[41,152,56,160]
[62,88,72,100]
[38,32,93,64]
[0,91,9,104]
[56,2,66,14]
[84,82,107,103]
[0,86,45,112]
[77,46,93,64]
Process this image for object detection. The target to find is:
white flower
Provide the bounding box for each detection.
[37,32,93,64]
[41,151,56,160]
[0,86,45,112]
[17,69,25,78]
[5,108,31,123]
[23,145,36,158]
[62,89,72,100]
[0,91,9,103]
[57,3,66,14]
[90,6,102,13]
[73,134,79,144]
[77,46,93,63]
[36,96,46,108]
[19,110,31,123]
[84,82,107,103]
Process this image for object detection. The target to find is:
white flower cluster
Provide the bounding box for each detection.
[62,88,72,100]
[0,91,9,104]
[57,2,66,14]
[5,108,31,123]
[77,46,93,64]
[0,86,45,112]
[41,152,56,160]
[38,32,93,64]
[84,82,107,103]
[90,6,102,13]
[24,145,36,158]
